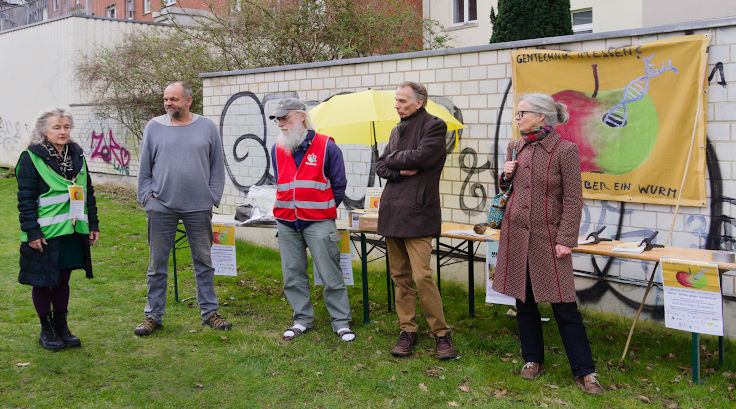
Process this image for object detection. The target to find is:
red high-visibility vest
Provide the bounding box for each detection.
[273,133,337,221]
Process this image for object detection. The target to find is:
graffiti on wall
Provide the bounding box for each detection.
[77,115,134,176]
[0,115,29,152]
[215,55,732,314]
[219,90,463,210]
[89,129,132,175]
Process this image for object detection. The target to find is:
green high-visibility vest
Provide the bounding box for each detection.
[17,150,90,242]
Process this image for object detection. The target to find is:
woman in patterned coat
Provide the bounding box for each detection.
[492,93,603,394]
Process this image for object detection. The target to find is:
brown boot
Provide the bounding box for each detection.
[520,362,545,380]
[435,334,458,360]
[390,331,417,357]
[575,373,605,395]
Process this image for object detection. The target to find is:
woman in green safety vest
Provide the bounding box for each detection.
[16,107,100,351]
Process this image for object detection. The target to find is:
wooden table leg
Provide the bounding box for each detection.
[620,261,660,362]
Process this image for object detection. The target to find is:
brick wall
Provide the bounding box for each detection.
[201,18,736,297]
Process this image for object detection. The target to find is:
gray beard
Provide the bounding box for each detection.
[276,126,307,151]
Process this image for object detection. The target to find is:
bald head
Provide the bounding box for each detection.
[163,81,193,120]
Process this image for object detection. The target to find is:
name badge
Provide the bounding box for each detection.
[68,185,84,225]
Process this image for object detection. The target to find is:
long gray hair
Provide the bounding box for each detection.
[29,107,75,146]
[294,110,315,131]
[520,93,569,126]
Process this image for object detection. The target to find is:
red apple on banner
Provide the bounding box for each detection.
[675,270,693,287]
[553,89,658,175]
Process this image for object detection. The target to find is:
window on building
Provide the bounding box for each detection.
[165,0,176,6]
[144,0,151,14]
[572,9,593,34]
[453,0,477,25]
[52,0,59,11]
[106,5,116,18]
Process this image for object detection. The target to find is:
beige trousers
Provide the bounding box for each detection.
[386,236,450,337]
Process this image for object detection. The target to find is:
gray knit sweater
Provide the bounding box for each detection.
[137,114,225,212]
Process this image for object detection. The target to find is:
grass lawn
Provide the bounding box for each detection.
[0,174,734,408]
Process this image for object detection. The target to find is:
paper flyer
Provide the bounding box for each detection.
[661,258,723,336]
[486,241,516,306]
[363,186,384,210]
[211,223,237,276]
[314,229,354,286]
[68,185,85,221]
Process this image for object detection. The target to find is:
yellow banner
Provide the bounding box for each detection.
[511,35,709,206]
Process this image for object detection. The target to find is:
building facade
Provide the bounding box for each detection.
[426,0,736,48]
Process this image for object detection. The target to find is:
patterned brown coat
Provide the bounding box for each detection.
[492,130,583,303]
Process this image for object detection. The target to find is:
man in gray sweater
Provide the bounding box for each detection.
[134,81,231,335]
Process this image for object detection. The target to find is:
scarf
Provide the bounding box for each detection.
[43,141,75,180]
[521,126,553,143]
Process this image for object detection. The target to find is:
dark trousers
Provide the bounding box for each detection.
[32,269,72,316]
[516,268,595,377]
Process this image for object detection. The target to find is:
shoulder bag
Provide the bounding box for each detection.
[487,141,519,229]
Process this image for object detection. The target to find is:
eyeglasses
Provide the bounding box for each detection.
[515,110,540,119]
[273,114,295,124]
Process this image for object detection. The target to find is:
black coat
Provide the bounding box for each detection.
[16,143,99,287]
[375,108,447,238]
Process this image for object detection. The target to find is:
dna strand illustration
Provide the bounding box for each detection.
[601,55,678,127]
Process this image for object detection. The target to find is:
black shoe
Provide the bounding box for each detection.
[52,311,81,348]
[39,312,65,351]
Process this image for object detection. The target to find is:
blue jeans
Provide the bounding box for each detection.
[277,219,352,332]
[143,198,219,324]
[516,267,595,377]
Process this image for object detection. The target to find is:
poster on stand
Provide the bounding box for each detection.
[486,241,516,306]
[212,223,237,276]
[314,229,354,286]
[661,258,723,336]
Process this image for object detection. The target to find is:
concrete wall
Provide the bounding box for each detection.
[0,16,158,176]
[200,18,736,333]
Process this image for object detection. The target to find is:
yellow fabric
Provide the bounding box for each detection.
[511,34,709,206]
[309,89,465,148]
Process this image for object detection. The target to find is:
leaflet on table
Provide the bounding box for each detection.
[314,229,354,286]
[611,241,646,254]
[485,241,516,306]
[212,223,237,276]
[444,229,497,238]
[661,258,723,336]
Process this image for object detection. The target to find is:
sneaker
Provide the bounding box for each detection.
[520,362,545,380]
[203,312,232,330]
[134,317,161,336]
[575,372,605,395]
[435,334,458,360]
[390,331,417,357]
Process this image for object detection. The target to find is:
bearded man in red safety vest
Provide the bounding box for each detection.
[269,98,355,342]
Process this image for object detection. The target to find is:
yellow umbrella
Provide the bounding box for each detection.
[309,89,465,150]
